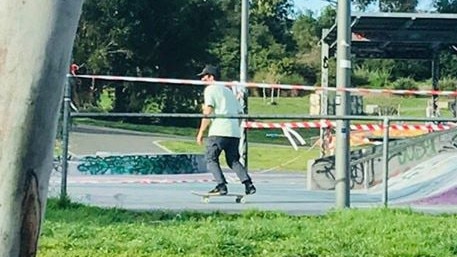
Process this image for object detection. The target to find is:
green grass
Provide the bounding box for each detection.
[74,118,199,137]
[99,89,114,112]
[248,96,310,115]
[67,95,454,171]
[69,95,451,168]
[250,95,455,118]
[74,94,449,148]
[158,140,318,172]
[363,95,455,117]
[73,119,320,146]
[39,199,457,257]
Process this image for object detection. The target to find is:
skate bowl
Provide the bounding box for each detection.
[375,151,457,205]
[307,127,457,190]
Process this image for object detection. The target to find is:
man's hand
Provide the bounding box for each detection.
[196,104,213,146]
[196,132,204,145]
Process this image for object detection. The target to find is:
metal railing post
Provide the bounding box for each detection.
[240,0,249,169]
[320,31,329,158]
[382,117,390,207]
[363,159,369,190]
[334,0,351,208]
[60,79,72,201]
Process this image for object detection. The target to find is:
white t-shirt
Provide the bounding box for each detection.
[204,84,243,138]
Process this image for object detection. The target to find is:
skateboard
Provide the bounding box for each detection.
[191,191,247,204]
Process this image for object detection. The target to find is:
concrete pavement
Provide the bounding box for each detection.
[52,125,457,215]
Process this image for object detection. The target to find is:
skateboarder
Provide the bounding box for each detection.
[196,64,256,196]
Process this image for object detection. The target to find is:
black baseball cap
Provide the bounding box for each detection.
[197,65,220,78]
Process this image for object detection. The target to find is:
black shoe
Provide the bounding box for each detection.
[244,182,256,195]
[208,184,228,195]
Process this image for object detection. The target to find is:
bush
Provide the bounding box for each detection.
[392,77,418,91]
[352,65,392,88]
[352,65,370,87]
[280,72,307,96]
[439,76,457,91]
[368,68,392,88]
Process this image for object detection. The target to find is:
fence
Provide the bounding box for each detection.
[58,74,457,207]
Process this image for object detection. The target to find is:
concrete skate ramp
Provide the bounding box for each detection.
[371,151,457,205]
[308,127,457,190]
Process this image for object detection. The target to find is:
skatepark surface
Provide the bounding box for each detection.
[50,125,457,215]
[48,151,457,215]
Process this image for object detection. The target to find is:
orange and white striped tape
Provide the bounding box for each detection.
[242,121,456,131]
[71,74,457,97]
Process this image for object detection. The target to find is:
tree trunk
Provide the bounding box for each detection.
[0,1,83,256]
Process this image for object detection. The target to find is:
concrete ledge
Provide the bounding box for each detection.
[74,153,206,175]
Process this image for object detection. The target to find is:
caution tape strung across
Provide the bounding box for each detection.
[242,121,456,131]
[71,74,457,97]
[70,73,456,150]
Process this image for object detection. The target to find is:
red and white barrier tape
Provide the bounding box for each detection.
[71,74,457,97]
[242,121,456,131]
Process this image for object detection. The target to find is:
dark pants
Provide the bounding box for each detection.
[205,136,251,184]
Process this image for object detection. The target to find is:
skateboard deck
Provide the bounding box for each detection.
[191,191,247,204]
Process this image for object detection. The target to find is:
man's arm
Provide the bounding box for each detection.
[196,105,214,145]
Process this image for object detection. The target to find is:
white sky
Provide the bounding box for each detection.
[293,0,435,15]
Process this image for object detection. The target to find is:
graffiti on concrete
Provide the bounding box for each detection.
[77,154,204,175]
[309,129,457,190]
[439,134,457,153]
[397,139,437,165]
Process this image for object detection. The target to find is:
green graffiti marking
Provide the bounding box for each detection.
[77,154,202,175]
[397,139,437,165]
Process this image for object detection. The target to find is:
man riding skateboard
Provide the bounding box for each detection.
[196,64,256,196]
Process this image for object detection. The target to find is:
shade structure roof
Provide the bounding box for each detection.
[322,12,457,59]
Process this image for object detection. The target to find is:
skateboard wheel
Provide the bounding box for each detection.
[240,197,246,204]
[202,197,210,203]
[235,197,241,203]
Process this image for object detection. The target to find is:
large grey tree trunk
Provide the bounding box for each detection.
[0,1,83,256]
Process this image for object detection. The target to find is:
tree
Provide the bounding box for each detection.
[212,0,298,82]
[208,0,242,80]
[0,1,83,256]
[321,0,419,11]
[434,0,457,12]
[378,0,418,12]
[291,12,321,85]
[250,0,295,46]
[433,0,457,79]
[73,0,221,125]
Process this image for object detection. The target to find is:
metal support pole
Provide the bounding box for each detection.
[363,149,369,190]
[240,0,249,168]
[335,0,351,208]
[60,79,71,201]
[432,52,440,117]
[320,30,330,158]
[382,117,390,207]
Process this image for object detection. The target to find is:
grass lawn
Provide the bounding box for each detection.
[70,95,449,171]
[78,94,446,146]
[363,95,455,118]
[45,96,457,256]
[76,95,453,136]
[250,95,456,119]
[38,199,457,257]
[158,140,319,172]
[248,96,310,115]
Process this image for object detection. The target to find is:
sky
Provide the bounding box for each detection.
[293,0,435,15]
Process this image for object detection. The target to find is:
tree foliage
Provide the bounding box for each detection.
[434,0,457,12]
[73,0,221,125]
[322,0,418,11]
[71,0,457,126]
